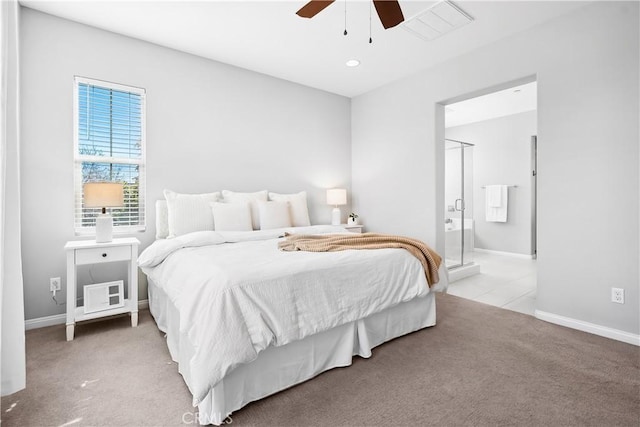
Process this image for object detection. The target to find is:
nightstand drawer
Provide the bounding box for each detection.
[343,225,364,233]
[75,245,131,265]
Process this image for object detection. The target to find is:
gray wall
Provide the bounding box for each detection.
[447,110,537,255]
[20,9,351,320]
[352,2,639,335]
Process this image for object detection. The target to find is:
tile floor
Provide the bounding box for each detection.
[446,251,537,316]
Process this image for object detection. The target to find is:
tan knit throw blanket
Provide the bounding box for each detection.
[279,232,442,287]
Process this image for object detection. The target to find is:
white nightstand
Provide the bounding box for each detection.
[343,224,364,233]
[64,237,140,341]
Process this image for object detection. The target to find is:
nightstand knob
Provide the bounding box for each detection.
[102,253,107,258]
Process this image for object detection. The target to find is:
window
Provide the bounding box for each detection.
[74,77,146,234]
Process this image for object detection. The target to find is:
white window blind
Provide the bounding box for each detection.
[74,77,146,234]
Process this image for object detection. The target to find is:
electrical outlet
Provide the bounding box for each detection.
[50,277,61,292]
[611,287,624,304]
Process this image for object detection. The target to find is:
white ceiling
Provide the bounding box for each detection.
[21,0,589,98]
[445,80,537,128]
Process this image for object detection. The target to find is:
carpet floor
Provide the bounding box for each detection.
[2,293,638,426]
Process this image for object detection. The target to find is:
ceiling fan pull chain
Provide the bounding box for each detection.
[344,0,348,36]
[369,1,373,43]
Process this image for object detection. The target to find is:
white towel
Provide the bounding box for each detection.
[486,185,508,222]
[486,185,502,207]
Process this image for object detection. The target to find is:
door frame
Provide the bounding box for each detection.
[531,135,538,258]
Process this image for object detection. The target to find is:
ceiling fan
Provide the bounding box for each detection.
[296,0,405,30]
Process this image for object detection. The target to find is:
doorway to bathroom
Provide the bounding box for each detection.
[443,79,538,315]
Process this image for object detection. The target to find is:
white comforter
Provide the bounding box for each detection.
[139,226,435,406]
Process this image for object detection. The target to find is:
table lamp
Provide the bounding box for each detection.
[83,182,124,243]
[326,188,347,225]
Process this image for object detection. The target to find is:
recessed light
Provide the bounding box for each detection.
[346,59,360,67]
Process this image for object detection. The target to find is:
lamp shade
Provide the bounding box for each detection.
[83,182,124,208]
[326,188,347,206]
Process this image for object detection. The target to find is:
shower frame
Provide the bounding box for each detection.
[445,138,475,269]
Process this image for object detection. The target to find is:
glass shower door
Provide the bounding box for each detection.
[444,139,474,269]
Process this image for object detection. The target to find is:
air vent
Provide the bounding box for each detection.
[402,1,473,41]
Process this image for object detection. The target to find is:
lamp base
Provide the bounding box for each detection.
[331,207,341,226]
[95,214,113,243]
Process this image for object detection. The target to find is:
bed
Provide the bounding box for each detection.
[139,199,448,425]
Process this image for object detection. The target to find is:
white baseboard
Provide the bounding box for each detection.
[25,299,149,331]
[535,309,640,346]
[25,313,67,330]
[474,248,534,259]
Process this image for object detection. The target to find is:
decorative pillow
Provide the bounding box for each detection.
[221,190,268,230]
[163,189,220,237]
[210,202,253,232]
[268,191,311,227]
[258,201,292,230]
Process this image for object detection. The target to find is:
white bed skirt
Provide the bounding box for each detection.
[148,280,437,425]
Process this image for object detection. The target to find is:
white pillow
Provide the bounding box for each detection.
[210,202,253,232]
[163,189,220,237]
[155,200,169,240]
[221,190,268,230]
[258,201,292,230]
[268,191,311,227]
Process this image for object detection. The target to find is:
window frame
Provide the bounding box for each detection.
[73,76,147,235]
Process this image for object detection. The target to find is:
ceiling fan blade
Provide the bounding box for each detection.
[296,0,336,19]
[373,0,405,29]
